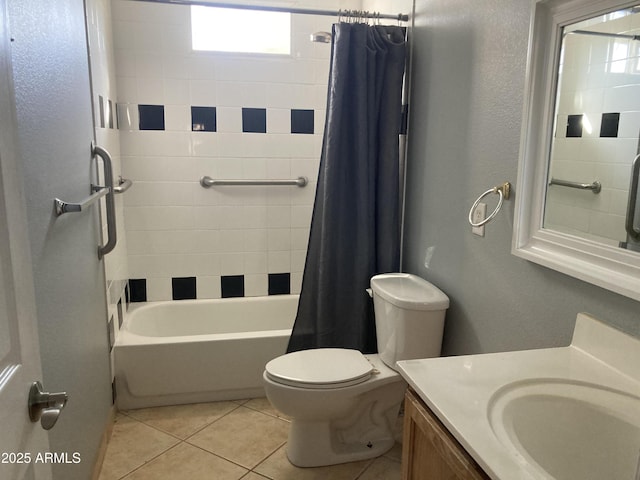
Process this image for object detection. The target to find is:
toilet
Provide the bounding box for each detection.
[263,273,449,467]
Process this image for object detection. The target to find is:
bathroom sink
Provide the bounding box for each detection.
[488,380,640,480]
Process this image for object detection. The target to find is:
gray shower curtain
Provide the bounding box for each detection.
[287,22,407,354]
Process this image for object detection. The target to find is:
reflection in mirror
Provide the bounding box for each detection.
[544,6,640,252]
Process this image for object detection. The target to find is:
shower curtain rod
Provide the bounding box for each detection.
[127,0,410,22]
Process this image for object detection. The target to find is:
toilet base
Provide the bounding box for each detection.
[285,382,405,467]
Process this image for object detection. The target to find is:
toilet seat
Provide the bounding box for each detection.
[265,348,374,389]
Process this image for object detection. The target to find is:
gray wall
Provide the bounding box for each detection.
[403,0,640,355]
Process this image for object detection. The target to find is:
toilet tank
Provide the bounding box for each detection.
[370,273,449,370]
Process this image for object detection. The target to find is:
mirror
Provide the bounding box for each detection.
[513,0,640,302]
[544,4,640,251]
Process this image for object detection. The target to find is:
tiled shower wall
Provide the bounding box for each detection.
[86,0,129,379]
[112,0,362,301]
[546,12,640,245]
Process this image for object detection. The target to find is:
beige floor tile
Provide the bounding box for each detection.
[98,415,179,480]
[124,401,239,439]
[122,442,248,480]
[357,456,401,480]
[243,397,291,421]
[254,445,371,480]
[240,473,271,480]
[188,406,289,469]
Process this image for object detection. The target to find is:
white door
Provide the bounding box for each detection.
[0,0,52,478]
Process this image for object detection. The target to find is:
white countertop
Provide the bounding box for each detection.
[396,313,640,480]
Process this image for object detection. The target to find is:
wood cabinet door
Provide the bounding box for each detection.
[402,389,489,480]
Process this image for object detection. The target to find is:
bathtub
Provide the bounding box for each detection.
[114,294,298,410]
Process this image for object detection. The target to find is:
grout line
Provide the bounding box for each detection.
[117,441,183,480]
[181,403,244,440]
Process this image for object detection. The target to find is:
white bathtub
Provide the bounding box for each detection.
[114,294,298,410]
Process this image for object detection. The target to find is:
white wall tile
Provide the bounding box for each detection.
[220,253,244,275]
[268,251,291,273]
[244,252,268,274]
[244,229,268,252]
[217,107,242,133]
[245,274,268,296]
[267,108,290,134]
[164,105,190,131]
[164,78,191,105]
[190,79,218,105]
[219,230,245,253]
[196,275,221,299]
[268,228,291,251]
[146,277,172,301]
[267,206,291,228]
[116,0,332,290]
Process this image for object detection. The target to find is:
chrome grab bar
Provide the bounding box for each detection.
[626,155,640,240]
[91,142,117,258]
[548,178,601,194]
[114,176,133,194]
[200,175,308,188]
[54,187,109,216]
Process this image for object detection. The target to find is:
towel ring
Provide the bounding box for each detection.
[468,182,511,227]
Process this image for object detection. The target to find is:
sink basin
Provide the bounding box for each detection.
[489,380,640,480]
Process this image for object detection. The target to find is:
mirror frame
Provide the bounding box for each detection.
[513,0,640,302]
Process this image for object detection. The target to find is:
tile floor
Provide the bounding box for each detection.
[98,398,402,480]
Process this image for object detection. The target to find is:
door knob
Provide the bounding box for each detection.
[28,381,68,430]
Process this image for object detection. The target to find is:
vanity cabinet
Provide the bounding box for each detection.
[402,388,490,480]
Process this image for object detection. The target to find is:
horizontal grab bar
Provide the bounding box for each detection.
[200,176,308,188]
[549,178,601,194]
[54,187,109,216]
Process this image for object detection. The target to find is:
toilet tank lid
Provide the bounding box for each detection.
[370,273,449,311]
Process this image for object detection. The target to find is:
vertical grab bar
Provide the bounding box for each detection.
[91,142,117,258]
[626,154,640,240]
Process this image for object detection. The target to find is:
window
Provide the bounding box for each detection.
[191,6,291,55]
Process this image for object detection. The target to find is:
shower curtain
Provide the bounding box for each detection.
[287,22,407,354]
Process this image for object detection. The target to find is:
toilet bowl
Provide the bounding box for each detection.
[263,350,406,466]
[263,273,449,467]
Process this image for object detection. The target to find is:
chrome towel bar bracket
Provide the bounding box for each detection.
[200,176,308,188]
[54,186,109,216]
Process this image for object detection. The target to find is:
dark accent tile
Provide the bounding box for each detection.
[138,104,165,130]
[566,114,583,138]
[221,275,245,298]
[111,379,117,405]
[600,112,620,137]
[268,273,290,295]
[192,106,217,132]
[117,299,123,329]
[108,99,114,129]
[172,276,197,300]
[129,278,147,302]
[115,103,121,129]
[242,108,267,133]
[291,109,314,134]
[108,316,115,352]
[125,284,130,309]
[99,95,105,128]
